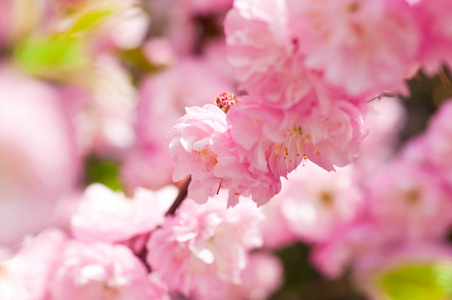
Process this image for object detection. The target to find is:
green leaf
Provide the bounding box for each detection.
[379,264,452,300]
[69,8,115,35]
[15,36,85,76]
[85,158,123,192]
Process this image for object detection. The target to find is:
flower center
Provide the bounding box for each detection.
[215,92,237,114]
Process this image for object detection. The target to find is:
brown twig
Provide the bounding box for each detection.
[165,176,191,216]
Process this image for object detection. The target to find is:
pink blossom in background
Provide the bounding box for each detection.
[224,0,313,107]
[121,146,176,192]
[421,99,452,185]
[194,252,283,300]
[0,68,79,247]
[146,194,263,297]
[259,195,298,250]
[71,183,176,247]
[0,229,66,300]
[289,0,420,96]
[310,221,393,278]
[143,38,177,67]
[366,161,452,241]
[203,39,236,85]
[50,241,161,300]
[276,164,362,244]
[352,96,406,182]
[414,0,452,74]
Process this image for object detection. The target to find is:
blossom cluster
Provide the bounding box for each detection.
[168,0,452,207]
[1,0,452,299]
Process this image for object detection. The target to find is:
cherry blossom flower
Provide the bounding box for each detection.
[71,183,175,247]
[168,103,281,206]
[414,0,452,74]
[366,161,452,241]
[0,229,67,300]
[0,68,79,246]
[289,0,420,95]
[146,195,263,297]
[193,252,283,300]
[224,0,313,107]
[277,164,362,244]
[228,91,368,175]
[50,241,160,300]
[122,58,233,191]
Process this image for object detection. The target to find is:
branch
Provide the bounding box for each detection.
[165,176,191,216]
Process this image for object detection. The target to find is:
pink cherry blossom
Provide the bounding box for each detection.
[289,0,420,95]
[228,91,368,175]
[422,99,452,184]
[277,163,362,244]
[193,252,283,300]
[168,103,281,206]
[259,195,298,249]
[71,183,175,247]
[0,68,79,246]
[352,96,406,182]
[310,221,393,278]
[414,0,452,74]
[366,161,452,241]
[146,195,263,297]
[0,229,67,300]
[224,0,313,107]
[50,241,159,300]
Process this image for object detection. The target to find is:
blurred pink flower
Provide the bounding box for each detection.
[0,229,67,300]
[224,0,313,107]
[277,164,362,244]
[50,241,160,300]
[353,97,406,182]
[71,183,176,248]
[366,161,452,241]
[414,0,452,74]
[146,195,263,297]
[422,99,452,184]
[311,221,391,278]
[0,68,79,246]
[290,0,420,95]
[194,252,283,300]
